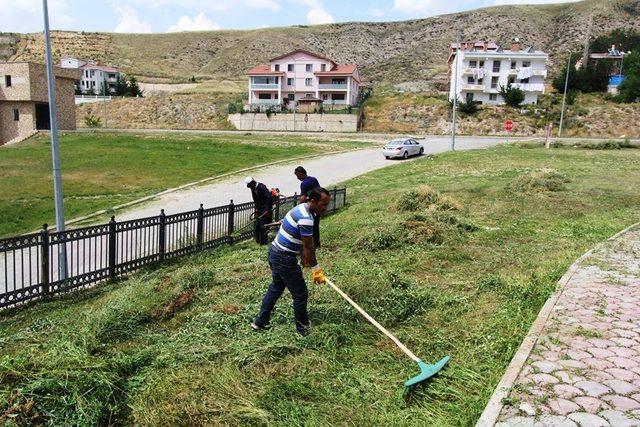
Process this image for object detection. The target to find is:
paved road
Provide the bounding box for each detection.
[117,136,507,221]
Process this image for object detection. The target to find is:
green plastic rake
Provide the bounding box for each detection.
[325,278,450,397]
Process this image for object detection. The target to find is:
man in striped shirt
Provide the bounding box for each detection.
[252,187,331,336]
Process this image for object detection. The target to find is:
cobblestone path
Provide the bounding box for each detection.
[497,228,640,426]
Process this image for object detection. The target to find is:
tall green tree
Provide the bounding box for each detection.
[499,83,525,107]
[126,76,143,97]
[114,75,127,96]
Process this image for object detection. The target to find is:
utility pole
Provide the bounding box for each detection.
[42,0,67,280]
[451,20,460,151]
[292,59,297,132]
[558,51,572,138]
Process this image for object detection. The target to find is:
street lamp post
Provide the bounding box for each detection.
[42,0,67,280]
[558,51,572,138]
[451,21,460,151]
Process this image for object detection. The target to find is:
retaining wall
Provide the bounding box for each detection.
[228,113,358,132]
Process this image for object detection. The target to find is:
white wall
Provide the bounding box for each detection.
[229,113,358,132]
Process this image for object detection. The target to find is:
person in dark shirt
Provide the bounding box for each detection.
[294,166,321,247]
[245,177,273,245]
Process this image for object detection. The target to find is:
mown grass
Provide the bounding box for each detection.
[2,144,640,425]
[0,132,371,237]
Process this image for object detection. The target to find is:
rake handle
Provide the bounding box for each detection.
[325,278,421,363]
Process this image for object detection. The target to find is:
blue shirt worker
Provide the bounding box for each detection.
[294,166,322,248]
[252,187,331,336]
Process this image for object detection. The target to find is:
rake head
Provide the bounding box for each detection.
[403,356,450,397]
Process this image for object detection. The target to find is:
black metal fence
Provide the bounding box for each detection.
[0,187,347,309]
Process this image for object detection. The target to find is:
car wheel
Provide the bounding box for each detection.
[419,147,424,155]
[403,151,408,159]
[384,156,390,159]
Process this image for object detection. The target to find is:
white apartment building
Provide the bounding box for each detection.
[60,56,125,95]
[448,40,548,105]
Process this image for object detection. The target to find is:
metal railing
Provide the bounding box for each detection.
[251,83,280,90]
[319,84,347,90]
[0,188,347,309]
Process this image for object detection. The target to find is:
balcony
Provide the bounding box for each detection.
[251,83,279,90]
[323,99,347,105]
[512,83,545,92]
[532,69,547,77]
[461,84,485,91]
[507,69,518,75]
[319,83,347,90]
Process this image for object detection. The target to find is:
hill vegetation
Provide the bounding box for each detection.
[7,0,640,89]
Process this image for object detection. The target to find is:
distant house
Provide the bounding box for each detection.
[587,45,628,94]
[0,62,81,145]
[448,39,548,105]
[60,56,125,95]
[246,49,360,111]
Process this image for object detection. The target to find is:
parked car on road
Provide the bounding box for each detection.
[383,138,424,159]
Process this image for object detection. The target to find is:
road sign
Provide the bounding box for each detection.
[504,120,514,131]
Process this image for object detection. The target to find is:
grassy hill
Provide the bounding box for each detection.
[8,0,640,88]
[2,142,640,425]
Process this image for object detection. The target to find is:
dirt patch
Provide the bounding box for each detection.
[212,304,242,315]
[0,370,20,385]
[159,289,196,318]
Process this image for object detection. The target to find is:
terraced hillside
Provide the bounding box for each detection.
[9,0,640,88]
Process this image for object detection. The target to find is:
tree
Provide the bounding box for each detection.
[114,75,127,96]
[126,76,143,97]
[623,50,640,76]
[456,99,479,115]
[552,57,612,94]
[99,79,109,96]
[499,83,525,107]
[617,75,640,103]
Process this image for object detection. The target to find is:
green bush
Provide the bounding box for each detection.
[84,114,102,128]
[499,84,525,107]
[457,99,479,115]
[616,74,640,103]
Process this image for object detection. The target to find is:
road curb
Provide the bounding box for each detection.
[475,221,640,426]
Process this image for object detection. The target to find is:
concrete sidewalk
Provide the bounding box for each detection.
[483,226,640,426]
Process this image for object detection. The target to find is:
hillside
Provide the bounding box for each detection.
[8,0,640,88]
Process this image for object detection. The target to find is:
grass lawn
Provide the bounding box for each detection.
[2,143,640,425]
[0,132,371,238]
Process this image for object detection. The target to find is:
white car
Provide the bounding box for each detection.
[383,138,424,159]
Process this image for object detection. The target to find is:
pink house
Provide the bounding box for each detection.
[247,49,360,110]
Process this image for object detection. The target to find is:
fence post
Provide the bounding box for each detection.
[196,204,204,250]
[228,200,235,244]
[159,209,166,261]
[293,192,298,206]
[40,224,50,295]
[343,188,347,206]
[108,216,117,280]
[333,186,338,213]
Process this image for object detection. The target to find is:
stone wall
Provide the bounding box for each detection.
[0,101,35,144]
[228,113,358,132]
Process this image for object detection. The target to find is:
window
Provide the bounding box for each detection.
[275,93,279,99]
[306,64,312,72]
[521,77,530,84]
[522,61,530,67]
[489,94,497,101]
[274,64,280,71]
[479,60,484,67]
[287,78,294,86]
[305,78,312,86]
[508,77,515,85]
[258,94,271,99]
[492,60,501,72]
[288,93,295,100]
[469,60,477,68]
[467,76,474,84]
[510,61,517,69]
[305,93,313,98]
[288,64,294,72]
[322,94,328,100]
[12,108,19,121]
[478,78,483,84]
[4,75,11,87]
[332,93,345,100]
[466,93,474,102]
[321,64,326,72]
[491,76,499,89]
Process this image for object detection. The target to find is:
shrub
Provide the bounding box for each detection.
[228,103,238,114]
[84,114,102,128]
[616,74,640,103]
[457,99,479,115]
[499,84,525,107]
[509,169,570,193]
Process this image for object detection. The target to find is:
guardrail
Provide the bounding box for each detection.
[0,188,347,309]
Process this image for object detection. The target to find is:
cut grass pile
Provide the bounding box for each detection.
[2,144,640,425]
[508,169,570,193]
[0,132,371,237]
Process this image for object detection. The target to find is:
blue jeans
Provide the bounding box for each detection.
[255,245,309,333]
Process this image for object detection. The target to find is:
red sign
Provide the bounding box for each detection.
[504,120,514,131]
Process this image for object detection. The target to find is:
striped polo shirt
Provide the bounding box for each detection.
[272,204,314,253]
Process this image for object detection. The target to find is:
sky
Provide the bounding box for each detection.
[2,0,581,34]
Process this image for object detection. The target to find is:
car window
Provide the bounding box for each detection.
[404,140,410,145]
[388,141,402,145]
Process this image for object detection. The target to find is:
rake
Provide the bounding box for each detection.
[325,278,450,397]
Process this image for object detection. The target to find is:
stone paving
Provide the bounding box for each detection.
[497,228,640,427]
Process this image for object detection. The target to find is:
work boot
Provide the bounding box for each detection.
[251,322,268,331]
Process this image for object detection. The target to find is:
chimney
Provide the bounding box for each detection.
[511,37,521,52]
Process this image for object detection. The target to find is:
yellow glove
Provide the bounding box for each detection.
[312,265,326,284]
